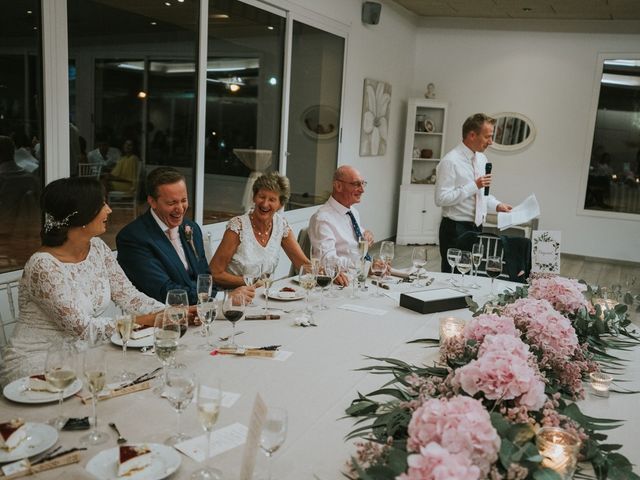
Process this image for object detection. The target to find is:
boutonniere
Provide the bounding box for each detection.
[183,225,199,259]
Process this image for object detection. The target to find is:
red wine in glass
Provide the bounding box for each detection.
[316,275,331,288]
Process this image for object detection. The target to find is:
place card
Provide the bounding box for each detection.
[78,380,151,404]
[174,422,248,463]
[531,230,561,273]
[239,394,268,480]
[338,304,387,316]
[0,451,82,479]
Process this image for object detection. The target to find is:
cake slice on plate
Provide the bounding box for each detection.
[0,418,27,451]
[26,374,59,392]
[118,445,152,477]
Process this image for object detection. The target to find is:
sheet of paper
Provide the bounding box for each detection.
[239,393,268,480]
[198,385,241,409]
[338,304,387,316]
[175,422,248,463]
[497,194,540,230]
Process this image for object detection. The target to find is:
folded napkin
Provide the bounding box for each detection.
[389,267,413,279]
[130,326,154,340]
[175,423,248,462]
[338,304,387,316]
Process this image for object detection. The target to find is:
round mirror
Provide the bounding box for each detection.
[490,112,536,152]
[300,105,339,140]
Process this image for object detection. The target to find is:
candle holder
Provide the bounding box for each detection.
[439,317,465,342]
[536,427,581,479]
[589,371,613,397]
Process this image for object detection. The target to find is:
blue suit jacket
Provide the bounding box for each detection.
[116,209,213,304]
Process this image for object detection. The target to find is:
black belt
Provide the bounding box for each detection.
[442,217,479,229]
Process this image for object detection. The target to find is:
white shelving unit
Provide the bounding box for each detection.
[396,99,448,245]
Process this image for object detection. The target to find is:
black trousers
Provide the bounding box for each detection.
[438,217,481,272]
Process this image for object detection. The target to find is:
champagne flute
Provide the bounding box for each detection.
[370,256,386,297]
[310,245,323,272]
[299,264,317,316]
[411,247,427,284]
[80,348,108,445]
[243,264,261,306]
[446,248,461,283]
[222,291,245,350]
[197,297,218,350]
[315,260,334,311]
[260,407,288,480]
[470,243,484,289]
[357,239,368,262]
[486,255,503,297]
[45,342,77,430]
[115,312,135,382]
[457,251,472,286]
[196,274,213,304]
[190,379,224,480]
[154,312,180,392]
[379,241,395,279]
[261,261,275,314]
[164,367,195,446]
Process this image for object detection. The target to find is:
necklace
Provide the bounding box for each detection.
[250,214,273,244]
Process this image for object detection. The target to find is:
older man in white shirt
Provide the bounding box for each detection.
[435,113,512,272]
[309,165,373,283]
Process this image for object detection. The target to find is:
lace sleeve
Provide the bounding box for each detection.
[226,216,244,241]
[99,239,164,314]
[280,215,291,239]
[25,255,105,338]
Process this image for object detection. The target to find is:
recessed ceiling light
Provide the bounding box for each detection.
[137,91,147,99]
[522,7,532,12]
[178,0,185,2]
[229,84,240,92]
[210,13,229,19]
[267,26,274,30]
[150,21,157,25]
[27,10,33,14]
[268,77,277,85]
[32,26,37,30]
[165,1,171,6]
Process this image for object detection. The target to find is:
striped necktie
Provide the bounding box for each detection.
[346,210,372,261]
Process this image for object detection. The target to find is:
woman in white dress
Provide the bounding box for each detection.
[210,172,309,288]
[0,177,164,386]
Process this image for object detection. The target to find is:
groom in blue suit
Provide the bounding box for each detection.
[116,167,253,305]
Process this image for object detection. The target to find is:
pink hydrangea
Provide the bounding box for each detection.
[397,443,480,480]
[463,314,519,344]
[528,276,589,315]
[406,396,499,476]
[453,335,546,411]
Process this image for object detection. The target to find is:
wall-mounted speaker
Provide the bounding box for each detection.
[362,1,382,25]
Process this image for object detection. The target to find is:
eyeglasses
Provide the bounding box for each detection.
[337,180,368,188]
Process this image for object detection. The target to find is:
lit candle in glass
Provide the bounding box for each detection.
[439,317,465,341]
[589,371,613,397]
[536,427,581,479]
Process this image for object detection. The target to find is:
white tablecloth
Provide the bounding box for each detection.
[2,272,639,478]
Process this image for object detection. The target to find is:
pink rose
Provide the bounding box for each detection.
[397,443,480,480]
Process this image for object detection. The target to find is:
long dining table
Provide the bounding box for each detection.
[2,272,639,479]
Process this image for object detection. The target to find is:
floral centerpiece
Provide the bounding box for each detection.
[344,274,640,480]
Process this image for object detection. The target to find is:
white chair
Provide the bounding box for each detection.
[78,163,102,178]
[288,227,311,277]
[0,274,21,347]
[107,160,140,219]
[476,233,509,279]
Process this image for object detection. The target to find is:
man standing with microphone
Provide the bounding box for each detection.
[434,113,512,272]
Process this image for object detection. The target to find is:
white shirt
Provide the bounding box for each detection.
[435,142,500,222]
[87,147,120,168]
[150,208,189,271]
[308,196,364,260]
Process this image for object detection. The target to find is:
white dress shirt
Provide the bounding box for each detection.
[150,208,189,271]
[434,142,500,222]
[308,196,364,260]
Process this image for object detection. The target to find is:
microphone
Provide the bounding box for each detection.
[484,162,492,196]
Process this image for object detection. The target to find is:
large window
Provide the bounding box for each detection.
[0,1,43,274]
[67,0,200,248]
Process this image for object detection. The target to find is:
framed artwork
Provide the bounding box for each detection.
[531,230,561,273]
[359,78,391,156]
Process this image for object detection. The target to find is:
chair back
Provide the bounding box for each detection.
[78,163,102,178]
[288,227,311,277]
[476,233,508,279]
[0,274,20,347]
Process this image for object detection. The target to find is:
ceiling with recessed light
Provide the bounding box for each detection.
[391,0,640,20]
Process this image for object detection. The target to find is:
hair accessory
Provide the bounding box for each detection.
[44,211,78,233]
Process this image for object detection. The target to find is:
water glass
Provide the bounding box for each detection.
[164,367,195,446]
[80,348,108,445]
[196,274,213,304]
[260,407,288,480]
[299,264,317,316]
[197,297,218,350]
[370,256,386,297]
[45,341,77,430]
[456,251,472,286]
[411,247,427,284]
[379,241,395,277]
[446,248,461,282]
[154,312,180,392]
[191,379,224,480]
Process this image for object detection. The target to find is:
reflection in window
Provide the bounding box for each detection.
[286,21,344,211]
[202,0,285,224]
[0,1,44,273]
[67,0,199,246]
[585,59,640,215]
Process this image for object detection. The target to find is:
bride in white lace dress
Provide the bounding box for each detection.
[0,177,164,386]
[210,173,309,288]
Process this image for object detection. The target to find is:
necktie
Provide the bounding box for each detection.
[472,155,486,227]
[166,228,189,270]
[346,210,372,261]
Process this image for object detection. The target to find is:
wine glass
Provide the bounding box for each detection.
[315,260,334,311]
[379,241,395,276]
[197,297,218,350]
[486,255,503,297]
[299,264,317,316]
[261,261,275,314]
[470,243,484,289]
[370,256,386,297]
[166,289,189,350]
[164,367,195,446]
[196,274,213,304]
[310,245,323,272]
[446,248,461,283]
[325,257,342,298]
[345,254,360,299]
[80,348,108,445]
[411,247,427,284]
[222,291,245,350]
[456,251,472,286]
[357,239,368,262]
[154,311,180,392]
[260,407,288,480]
[115,312,135,382]
[45,342,77,430]
[190,379,224,480]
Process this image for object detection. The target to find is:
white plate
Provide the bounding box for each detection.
[267,288,305,301]
[0,423,58,463]
[111,332,154,348]
[3,377,83,404]
[86,443,181,480]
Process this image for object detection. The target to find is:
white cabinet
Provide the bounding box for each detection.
[396,99,448,245]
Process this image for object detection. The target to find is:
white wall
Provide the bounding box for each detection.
[413,27,640,262]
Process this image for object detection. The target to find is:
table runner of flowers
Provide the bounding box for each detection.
[344,274,640,480]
